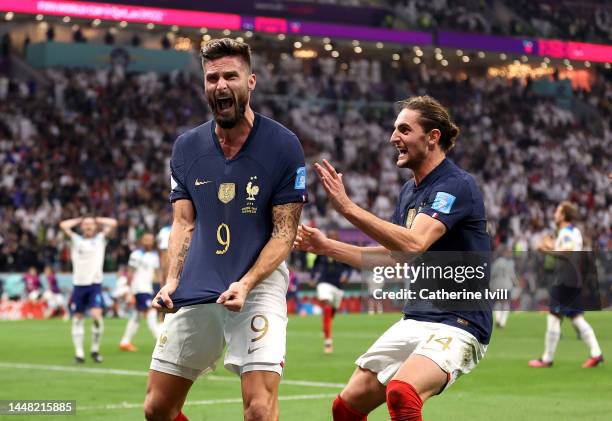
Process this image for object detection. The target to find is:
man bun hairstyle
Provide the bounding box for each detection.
[399,95,460,152]
[559,201,579,223]
[200,38,252,71]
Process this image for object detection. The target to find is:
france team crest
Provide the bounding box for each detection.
[431,191,456,214]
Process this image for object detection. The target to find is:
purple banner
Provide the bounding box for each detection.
[288,21,432,45]
[438,31,537,55]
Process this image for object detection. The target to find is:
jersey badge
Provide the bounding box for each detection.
[431,192,456,214]
[218,183,236,204]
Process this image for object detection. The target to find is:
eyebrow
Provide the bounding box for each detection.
[395,122,412,131]
[205,70,240,79]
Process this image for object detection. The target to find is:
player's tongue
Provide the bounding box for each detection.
[216,96,234,112]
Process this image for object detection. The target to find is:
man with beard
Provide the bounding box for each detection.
[144,39,307,421]
[295,96,491,421]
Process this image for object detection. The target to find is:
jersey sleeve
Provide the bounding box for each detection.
[128,250,139,268]
[418,176,473,231]
[169,135,192,203]
[270,134,308,206]
[556,230,578,251]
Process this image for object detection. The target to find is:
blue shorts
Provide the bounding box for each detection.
[549,285,583,318]
[152,283,161,297]
[70,284,103,314]
[135,293,152,312]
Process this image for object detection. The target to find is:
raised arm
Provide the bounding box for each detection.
[217,202,303,311]
[96,217,118,237]
[59,217,82,238]
[153,199,196,310]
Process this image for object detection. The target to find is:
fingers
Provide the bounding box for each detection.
[216,290,230,304]
[322,159,339,179]
[301,224,317,234]
[157,290,173,309]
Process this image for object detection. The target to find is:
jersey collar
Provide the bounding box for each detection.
[211,113,261,162]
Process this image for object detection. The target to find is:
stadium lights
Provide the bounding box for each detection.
[235,37,244,43]
[5,11,14,21]
[513,59,520,65]
[222,29,231,36]
[584,61,591,68]
[477,51,485,59]
[566,64,573,71]
[376,42,384,49]
[277,34,285,41]
[392,53,400,61]
[72,24,79,31]
[521,55,528,62]
[441,59,448,66]
[62,16,71,23]
[119,21,128,28]
[92,19,101,27]
[331,51,339,58]
[354,46,363,54]
[324,44,333,51]
[36,14,44,21]
[544,57,550,63]
[146,23,155,30]
[202,34,211,42]
[415,49,423,57]
[563,59,570,65]
[462,55,470,63]
[413,57,421,64]
[434,48,441,54]
[322,37,331,44]
[293,41,302,49]
[605,63,611,69]
[200,27,208,34]
[352,40,360,47]
[171,25,179,32]
[541,62,548,68]
[302,36,311,42]
[499,53,507,60]
[412,46,420,52]
[456,49,463,56]
[435,53,443,61]
[245,31,253,38]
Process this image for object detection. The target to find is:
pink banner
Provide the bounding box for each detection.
[0,0,241,29]
[567,42,612,63]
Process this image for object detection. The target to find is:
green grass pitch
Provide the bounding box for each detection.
[0,312,610,420]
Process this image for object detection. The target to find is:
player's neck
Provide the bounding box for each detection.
[558,221,571,229]
[215,107,255,159]
[413,152,445,185]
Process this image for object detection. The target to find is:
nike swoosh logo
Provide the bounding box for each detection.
[247,346,263,354]
[195,179,212,186]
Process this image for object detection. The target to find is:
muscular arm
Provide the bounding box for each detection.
[239,202,304,292]
[166,200,196,286]
[59,217,82,237]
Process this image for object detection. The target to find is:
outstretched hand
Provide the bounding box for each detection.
[293,224,329,255]
[314,160,353,215]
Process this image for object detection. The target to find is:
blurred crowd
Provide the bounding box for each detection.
[0,52,611,273]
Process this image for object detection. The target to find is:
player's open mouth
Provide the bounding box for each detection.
[397,146,407,159]
[216,96,234,112]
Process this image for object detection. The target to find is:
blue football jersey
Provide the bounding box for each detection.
[168,114,307,307]
[391,158,493,344]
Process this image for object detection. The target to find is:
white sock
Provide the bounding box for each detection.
[120,315,139,345]
[542,314,561,363]
[72,318,85,358]
[91,318,104,353]
[146,310,161,339]
[572,316,602,358]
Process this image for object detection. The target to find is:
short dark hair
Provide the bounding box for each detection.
[398,95,460,152]
[200,38,251,71]
[559,201,579,223]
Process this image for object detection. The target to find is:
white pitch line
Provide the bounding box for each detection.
[79,393,337,411]
[0,362,345,389]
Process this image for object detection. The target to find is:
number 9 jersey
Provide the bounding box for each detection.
[168,113,308,308]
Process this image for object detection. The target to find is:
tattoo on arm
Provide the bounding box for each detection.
[171,232,193,280]
[271,203,303,247]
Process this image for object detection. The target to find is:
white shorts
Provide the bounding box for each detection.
[150,265,289,381]
[356,318,487,391]
[317,282,344,309]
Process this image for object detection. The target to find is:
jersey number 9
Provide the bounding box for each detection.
[216,223,231,255]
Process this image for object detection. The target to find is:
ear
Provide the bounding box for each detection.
[248,73,256,91]
[428,128,441,147]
